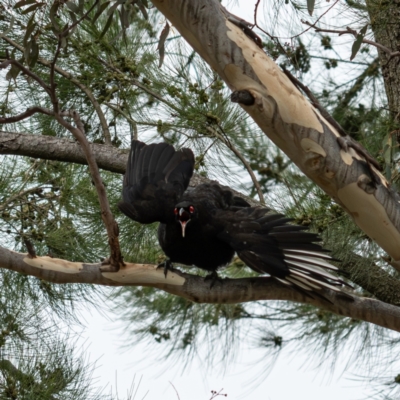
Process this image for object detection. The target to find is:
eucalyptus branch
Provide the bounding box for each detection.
[301,22,400,60]
[3,245,400,334]
[0,35,112,145]
[0,106,53,124]
[281,69,347,137]
[206,126,265,204]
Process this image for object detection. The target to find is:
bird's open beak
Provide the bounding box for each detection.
[179,220,187,237]
[178,208,189,237]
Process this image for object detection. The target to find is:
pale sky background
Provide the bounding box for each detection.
[76,2,387,399]
[78,304,371,400]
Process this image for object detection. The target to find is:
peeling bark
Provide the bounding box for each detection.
[2,245,400,332]
[151,0,400,266]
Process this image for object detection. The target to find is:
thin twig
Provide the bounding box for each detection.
[310,55,371,66]
[253,0,261,28]
[0,106,53,124]
[49,41,62,113]
[64,0,100,33]
[56,110,124,270]
[169,382,181,400]
[301,22,400,59]
[0,59,51,96]
[293,0,340,39]
[104,102,138,135]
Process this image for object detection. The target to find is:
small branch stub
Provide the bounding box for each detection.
[231,90,255,106]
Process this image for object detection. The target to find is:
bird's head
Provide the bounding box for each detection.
[174,202,196,238]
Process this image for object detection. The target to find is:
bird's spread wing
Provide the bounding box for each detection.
[216,207,349,294]
[118,140,194,224]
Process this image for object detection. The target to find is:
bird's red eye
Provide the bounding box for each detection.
[189,206,195,213]
[174,208,178,215]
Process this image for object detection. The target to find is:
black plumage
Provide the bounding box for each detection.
[118,140,349,296]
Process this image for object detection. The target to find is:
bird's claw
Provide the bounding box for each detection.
[204,271,222,289]
[99,257,120,272]
[157,259,173,278]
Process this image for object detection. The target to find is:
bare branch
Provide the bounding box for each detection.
[23,238,36,259]
[293,0,340,39]
[0,106,53,124]
[2,245,400,333]
[54,111,124,270]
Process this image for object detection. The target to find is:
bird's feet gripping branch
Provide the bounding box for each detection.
[118,140,353,300]
[157,258,174,278]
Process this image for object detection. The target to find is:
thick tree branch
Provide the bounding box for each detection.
[0,130,128,173]
[2,245,400,333]
[151,0,400,271]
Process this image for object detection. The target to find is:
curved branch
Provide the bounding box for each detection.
[2,245,400,333]
[0,106,53,124]
[54,111,123,270]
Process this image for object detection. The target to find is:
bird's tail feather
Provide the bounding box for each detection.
[225,209,352,298]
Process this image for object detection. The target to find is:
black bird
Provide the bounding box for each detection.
[118,140,348,296]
